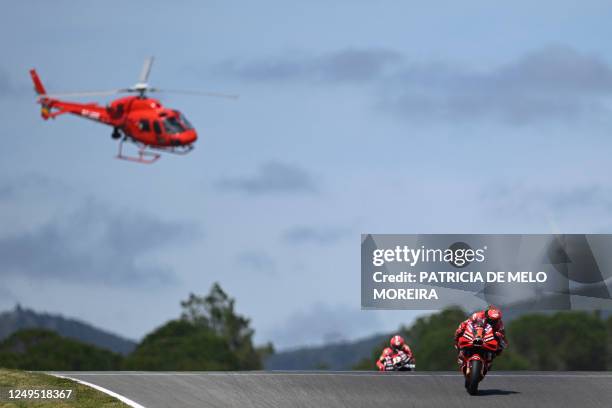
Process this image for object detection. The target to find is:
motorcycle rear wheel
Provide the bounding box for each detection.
[466,359,482,396]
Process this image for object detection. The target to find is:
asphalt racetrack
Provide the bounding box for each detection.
[51,371,612,408]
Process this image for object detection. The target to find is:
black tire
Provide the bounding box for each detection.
[466,359,482,396]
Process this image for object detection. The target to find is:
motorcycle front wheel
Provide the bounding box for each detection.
[466,359,482,396]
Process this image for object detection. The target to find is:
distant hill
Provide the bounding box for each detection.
[0,305,136,355]
[264,332,388,370]
[0,328,123,370]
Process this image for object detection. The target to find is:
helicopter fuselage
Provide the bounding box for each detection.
[38,95,198,148]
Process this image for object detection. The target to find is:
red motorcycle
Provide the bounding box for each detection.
[382,350,415,371]
[456,319,499,395]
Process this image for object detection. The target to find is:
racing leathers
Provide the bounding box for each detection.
[454,310,507,354]
[376,343,415,371]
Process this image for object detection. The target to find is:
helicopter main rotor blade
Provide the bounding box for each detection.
[138,56,155,84]
[149,88,239,99]
[42,89,131,99]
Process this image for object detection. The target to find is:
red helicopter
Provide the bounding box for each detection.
[30,57,237,163]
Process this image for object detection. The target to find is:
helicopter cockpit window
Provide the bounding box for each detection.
[162,117,186,134]
[175,111,193,130]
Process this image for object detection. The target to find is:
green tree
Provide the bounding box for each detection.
[508,311,607,370]
[180,283,262,369]
[123,283,265,371]
[256,342,275,362]
[352,356,375,370]
[122,320,237,370]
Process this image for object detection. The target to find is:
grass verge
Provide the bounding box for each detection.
[0,369,130,408]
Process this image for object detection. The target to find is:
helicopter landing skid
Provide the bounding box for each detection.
[149,144,194,155]
[116,139,161,164]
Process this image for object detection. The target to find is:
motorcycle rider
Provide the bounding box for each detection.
[454,305,507,372]
[454,305,507,353]
[376,347,394,371]
[376,335,415,371]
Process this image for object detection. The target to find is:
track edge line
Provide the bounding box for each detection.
[50,373,147,408]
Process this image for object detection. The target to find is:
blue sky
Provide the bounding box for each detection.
[1,1,612,349]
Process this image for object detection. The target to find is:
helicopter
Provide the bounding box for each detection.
[30,57,237,163]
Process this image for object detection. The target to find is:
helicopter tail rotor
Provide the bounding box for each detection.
[29,69,47,95]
